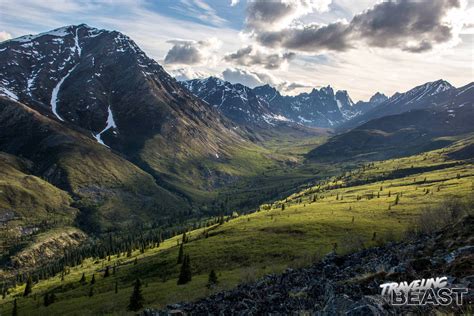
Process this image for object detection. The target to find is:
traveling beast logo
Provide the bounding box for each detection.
[380,276,468,306]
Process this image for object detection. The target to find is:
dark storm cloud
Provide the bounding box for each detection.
[224,45,295,69]
[246,0,330,30]
[349,0,460,52]
[256,22,351,52]
[246,0,293,29]
[251,0,461,53]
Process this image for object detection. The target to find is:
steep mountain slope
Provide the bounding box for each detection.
[0,24,240,149]
[342,80,455,130]
[0,24,249,201]
[309,82,474,161]
[0,96,186,230]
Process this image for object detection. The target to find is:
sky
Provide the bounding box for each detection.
[0,0,473,101]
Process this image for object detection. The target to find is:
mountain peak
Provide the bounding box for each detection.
[7,24,107,44]
[369,92,388,104]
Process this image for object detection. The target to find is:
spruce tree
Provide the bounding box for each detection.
[207,270,218,288]
[104,266,110,278]
[128,279,144,311]
[177,243,184,264]
[177,255,192,285]
[80,273,86,284]
[12,298,17,316]
[90,274,95,285]
[50,293,56,304]
[23,275,33,296]
[44,293,50,306]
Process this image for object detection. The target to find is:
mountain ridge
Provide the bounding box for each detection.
[183,77,387,128]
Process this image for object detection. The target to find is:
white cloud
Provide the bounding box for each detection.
[176,0,228,26]
[167,67,214,81]
[222,68,276,87]
[0,31,12,42]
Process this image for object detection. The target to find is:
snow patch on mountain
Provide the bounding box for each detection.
[50,65,77,121]
[0,86,18,101]
[9,26,71,43]
[93,106,117,147]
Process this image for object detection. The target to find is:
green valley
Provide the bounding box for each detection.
[1,134,472,315]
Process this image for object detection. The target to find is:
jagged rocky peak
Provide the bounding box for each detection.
[318,85,334,96]
[369,92,388,104]
[335,90,354,108]
[253,84,280,101]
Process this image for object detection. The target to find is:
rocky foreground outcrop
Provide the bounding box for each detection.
[148,215,473,315]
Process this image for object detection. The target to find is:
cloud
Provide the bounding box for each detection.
[246,0,332,31]
[221,67,312,94]
[168,67,213,81]
[282,82,313,91]
[222,67,282,88]
[250,0,464,53]
[164,38,222,65]
[0,31,12,42]
[230,0,240,6]
[176,0,228,26]
[224,45,295,69]
[256,21,351,51]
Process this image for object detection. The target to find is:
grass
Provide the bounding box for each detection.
[1,136,473,315]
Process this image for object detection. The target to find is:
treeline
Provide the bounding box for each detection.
[1,215,228,297]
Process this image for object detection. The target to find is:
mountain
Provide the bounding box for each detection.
[183,78,383,129]
[308,82,474,161]
[0,24,254,203]
[342,80,454,130]
[183,77,283,127]
[353,92,388,114]
[0,24,268,263]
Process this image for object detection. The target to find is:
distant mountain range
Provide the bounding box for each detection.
[183,77,388,128]
[309,81,474,161]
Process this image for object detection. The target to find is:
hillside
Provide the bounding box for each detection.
[163,214,473,314]
[308,82,474,162]
[1,135,472,314]
[0,24,261,206]
[341,80,458,131]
